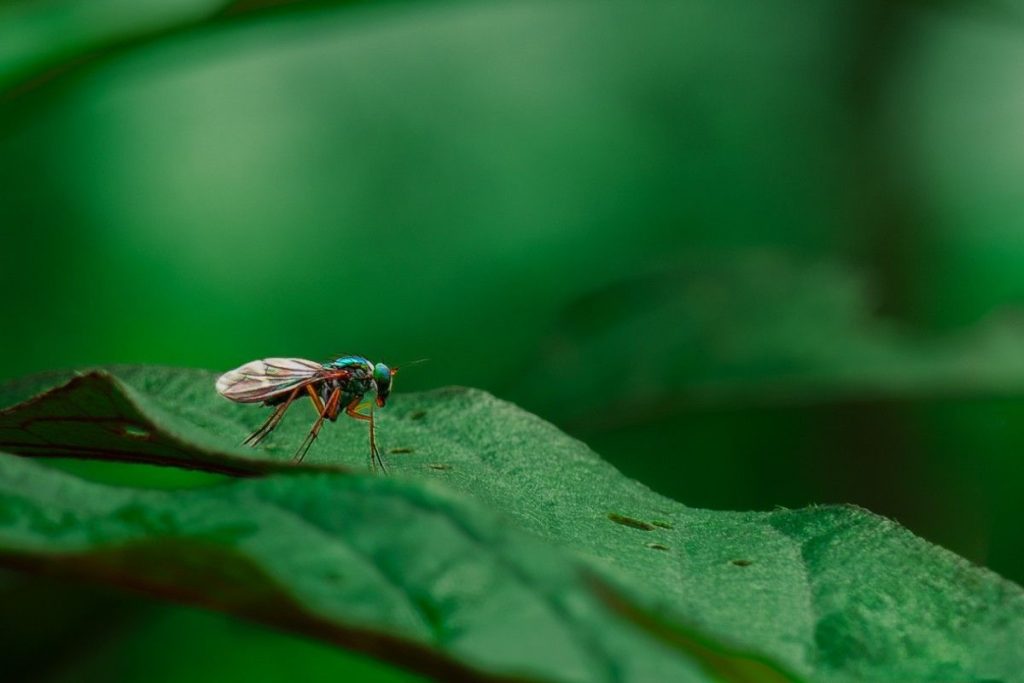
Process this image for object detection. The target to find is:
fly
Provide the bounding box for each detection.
[215,355,395,472]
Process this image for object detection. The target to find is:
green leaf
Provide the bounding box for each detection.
[0,0,230,92]
[511,254,1024,428]
[0,452,779,683]
[0,367,332,475]
[0,569,424,683]
[1,367,1023,682]
[0,0,347,93]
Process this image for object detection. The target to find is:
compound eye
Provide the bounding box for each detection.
[373,362,391,384]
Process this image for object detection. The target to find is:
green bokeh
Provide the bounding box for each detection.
[2,0,1023,680]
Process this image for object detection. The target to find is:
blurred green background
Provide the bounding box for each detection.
[3,0,1024,680]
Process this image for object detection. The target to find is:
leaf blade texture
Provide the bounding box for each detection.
[0,367,1021,682]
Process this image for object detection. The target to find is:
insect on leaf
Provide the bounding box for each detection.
[0,367,1022,683]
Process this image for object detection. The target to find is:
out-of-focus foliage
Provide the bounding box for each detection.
[2,0,1024,680]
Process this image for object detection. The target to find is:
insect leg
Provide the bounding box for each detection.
[243,404,285,446]
[344,403,372,421]
[343,400,387,474]
[305,384,326,416]
[369,407,388,474]
[293,387,341,464]
[244,387,300,446]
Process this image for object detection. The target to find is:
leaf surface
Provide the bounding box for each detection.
[0,367,1022,682]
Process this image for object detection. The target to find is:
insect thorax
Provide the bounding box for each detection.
[321,356,375,406]
[321,376,371,405]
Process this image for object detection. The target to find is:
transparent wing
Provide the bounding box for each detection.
[215,358,325,403]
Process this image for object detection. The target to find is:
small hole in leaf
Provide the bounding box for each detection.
[120,424,151,440]
[427,463,450,471]
[409,411,427,421]
[389,447,414,454]
[647,543,670,551]
[651,520,674,530]
[731,559,753,567]
[607,513,655,531]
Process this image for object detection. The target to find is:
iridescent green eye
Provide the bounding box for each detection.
[373,363,391,384]
[373,362,393,408]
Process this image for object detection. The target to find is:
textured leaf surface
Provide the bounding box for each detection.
[1,367,1023,682]
[0,453,711,683]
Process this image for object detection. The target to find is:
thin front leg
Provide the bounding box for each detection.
[344,401,387,474]
[369,406,388,474]
[244,386,300,447]
[293,387,340,464]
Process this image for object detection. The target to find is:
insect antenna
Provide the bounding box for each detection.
[392,358,430,373]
